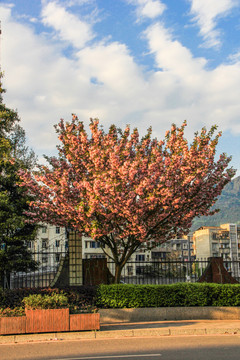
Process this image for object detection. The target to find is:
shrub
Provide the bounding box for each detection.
[22,293,68,310]
[0,307,25,317]
[0,286,97,310]
[96,283,240,308]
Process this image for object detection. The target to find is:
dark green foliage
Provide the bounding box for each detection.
[0,76,38,286]
[96,283,240,308]
[2,284,240,311]
[210,284,240,306]
[0,286,97,311]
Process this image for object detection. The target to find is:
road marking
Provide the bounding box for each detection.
[57,356,162,359]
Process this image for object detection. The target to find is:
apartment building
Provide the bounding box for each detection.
[29,224,194,280]
[83,236,106,259]
[28,224,68,271]
[193,224,240,260]
[193,223,240,278]
[152,236,194,262]
[30,224,194,263]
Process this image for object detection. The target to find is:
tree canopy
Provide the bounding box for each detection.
[0,75,38,287]
[21,115,235,282]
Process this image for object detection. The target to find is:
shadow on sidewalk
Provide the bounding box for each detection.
[100,320,199,331]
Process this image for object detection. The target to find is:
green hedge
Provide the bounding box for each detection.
[96,283,240,308]
[2,283,240,310]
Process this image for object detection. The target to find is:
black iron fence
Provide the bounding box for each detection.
[5,250,67,290]
[223,258,240,282]
[107,259,210,285]
[108,258,240,284]
[3,251,240,289]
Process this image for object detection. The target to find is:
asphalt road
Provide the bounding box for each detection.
[1,335,240,360]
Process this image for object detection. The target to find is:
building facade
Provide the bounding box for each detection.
[28,224,68,271]
[193,223,240,278]
[193,224,240,261]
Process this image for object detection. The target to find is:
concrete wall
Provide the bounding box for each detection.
[99,307,240,323]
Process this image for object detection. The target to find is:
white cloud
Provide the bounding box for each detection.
[145,23,207,78]
[144,22,240,133]
[188,0,238,48]
[41,1,95,48]
[228,50,240,63]
[127,0,166,21]
[1,2,240,166]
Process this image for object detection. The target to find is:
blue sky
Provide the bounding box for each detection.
[1,0,240,175]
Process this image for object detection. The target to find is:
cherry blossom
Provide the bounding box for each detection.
[20,117,235,282]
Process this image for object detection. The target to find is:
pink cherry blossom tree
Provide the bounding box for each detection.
[20,116,235,283]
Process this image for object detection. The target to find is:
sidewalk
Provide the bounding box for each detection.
[1,320,240,344]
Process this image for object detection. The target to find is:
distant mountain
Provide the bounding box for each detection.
[191,176,240,231]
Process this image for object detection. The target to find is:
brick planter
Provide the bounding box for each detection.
[25,308,70,333]
[70,313,100,331]
[0,316,26,335]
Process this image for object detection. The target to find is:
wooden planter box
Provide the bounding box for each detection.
[0,309,100,335]
[70,313,100,331]
[25,308,70,333]
[0,316,26,335]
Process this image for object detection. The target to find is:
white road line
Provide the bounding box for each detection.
[57,354,162,360]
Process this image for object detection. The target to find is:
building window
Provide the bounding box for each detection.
[42,255,48,263]
[42,240,47,249]
[55,240,60,248]
[55,254,60,262]
[42,226,47,233]
[65,241,68,249]
[127,266,133,275]
[136,254,145,261]
[90,241,101,248]
[27,241,32,249]
[56,227,60,234]
[136,266,145,274]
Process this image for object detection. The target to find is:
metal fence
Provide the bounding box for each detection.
[6,249,67,290]
[108,258,240,284]
[107,259,209,285]
[223,258,240,282]
[4,252,240,289]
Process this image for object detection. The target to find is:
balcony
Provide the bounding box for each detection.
[219,239,229,244]
[220,248,230,254]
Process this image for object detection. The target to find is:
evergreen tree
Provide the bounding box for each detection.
[0,75,38,288]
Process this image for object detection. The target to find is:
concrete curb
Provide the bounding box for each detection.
[1,321,240,344]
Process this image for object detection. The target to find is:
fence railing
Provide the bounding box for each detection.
[107,259,210,285]
[6,250,67,290]
[108,258,240,284]
[3,252,240,289]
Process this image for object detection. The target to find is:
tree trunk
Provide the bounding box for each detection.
[114,263,123,284]
[0,271,4,289]
[0,270,10,289]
